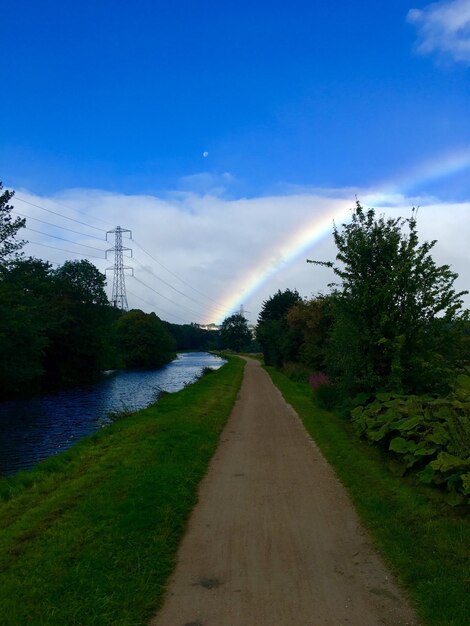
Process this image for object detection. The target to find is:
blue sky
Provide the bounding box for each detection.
[1,1,469,322]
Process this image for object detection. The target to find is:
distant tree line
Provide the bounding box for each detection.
[0,183,219,400]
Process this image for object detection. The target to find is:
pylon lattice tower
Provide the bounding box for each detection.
[239,304,250,319]
[106,226,133,310]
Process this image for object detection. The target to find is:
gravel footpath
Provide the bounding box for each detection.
[150,358,419,626]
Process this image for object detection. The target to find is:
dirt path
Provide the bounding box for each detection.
[150,358,419,626]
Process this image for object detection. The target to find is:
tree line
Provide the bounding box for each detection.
[255,202,469,398]
[0,184,217,399]
[252,202,470,502]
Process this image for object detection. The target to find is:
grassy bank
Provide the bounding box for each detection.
[0,357,245,626]
[266,367,469,626]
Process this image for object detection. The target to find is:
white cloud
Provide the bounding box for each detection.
[177,171,236,196]
[408,0,470,64]
[12,186,470,326]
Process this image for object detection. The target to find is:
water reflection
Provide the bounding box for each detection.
[0,352,225,476]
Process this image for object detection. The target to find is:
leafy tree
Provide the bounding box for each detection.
[309,202,468,395]
[0,259,54,396]
[42,260,112,386]
[286,296,333,370]
[115,310,176,368]
[0,183,26,264]
[220,313,252,352]
[256,288,302,366]
[164,322,220,351]
[54,259,108,305]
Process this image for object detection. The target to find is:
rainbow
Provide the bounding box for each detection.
[212,147,470,324]
[213,199,351,324]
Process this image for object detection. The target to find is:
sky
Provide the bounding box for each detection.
[1,0,469,325]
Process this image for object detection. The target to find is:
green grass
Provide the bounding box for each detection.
[265,366,470,626]
[0,356,245,626]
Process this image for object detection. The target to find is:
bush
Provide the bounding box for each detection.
[282,362,312,383]
[314,383,340,410]
[351,375,470,504]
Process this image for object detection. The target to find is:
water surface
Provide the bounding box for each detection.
[0,352,225,476]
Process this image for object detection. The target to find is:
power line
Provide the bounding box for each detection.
[106,226,133,311]
[14,196,106,233]
[28,195,114,229]
[133,239,226,311]
[12,210,105,241]
[132,256,224,317]
[24,227,108,252]
[25,240,106,260]
[12,195,226,322]
[127,289,190,324]
[132,275,206,321]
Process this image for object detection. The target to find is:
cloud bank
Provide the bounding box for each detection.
[12,185,470,326]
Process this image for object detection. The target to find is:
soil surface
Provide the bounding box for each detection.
[150,358,420,626]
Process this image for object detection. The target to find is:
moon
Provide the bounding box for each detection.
[203,151,209,157]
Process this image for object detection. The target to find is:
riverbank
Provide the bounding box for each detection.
[0,356,245,625]
[0,352,226,476]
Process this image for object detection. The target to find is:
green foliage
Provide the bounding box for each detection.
[281,361,312,383]
[286,296,333,369]
[0,258,52,395]
[310,202,468,396]
[0,183,26,264]
[220,313,252,352]
[53,259,109,305]
[114,309,176,368]
[0,255,120,396]
[256,288,302,366]
[351,379,470,503]
[42,261,115,387]
[164,321,220,351]
[313,381,340,410]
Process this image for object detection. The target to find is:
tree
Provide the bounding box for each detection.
[286,296,333,370]
[256,289,302,366]
[309,202,468,395]
[164,322,220,351]
[54,259,108,305]
[0,183,26,264]
[114,310,176,368]
[0,258,53,396]
[220,313,252,352]
[42,260,111,386]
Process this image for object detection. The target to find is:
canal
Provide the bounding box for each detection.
[0,352,225,476]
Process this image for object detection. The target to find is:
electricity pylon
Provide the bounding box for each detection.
[106,226,133,310]
[239,304,250,319]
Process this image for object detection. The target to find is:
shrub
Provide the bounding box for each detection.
[351,375,470,504]
[308,372,329,389]
[282,362,312,383]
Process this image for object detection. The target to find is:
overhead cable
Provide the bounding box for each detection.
[14,196,106,233]
[131,275,205,321]
[133,239,226,311]
[25,227,108,252]
[25,240,106,260]
[132,256,223,317]
[127,289,190,324]
[13,210,105,241]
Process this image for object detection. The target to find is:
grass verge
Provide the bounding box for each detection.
[0,356,245,626]
[266,366,469,626]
